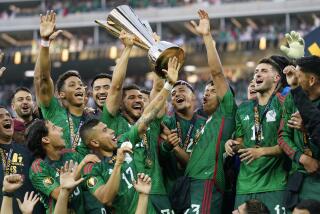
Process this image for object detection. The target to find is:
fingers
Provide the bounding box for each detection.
[74,178,85,186]
[121,146,133,154]
[0,67,6,77]
[29,191,35,201]
[16,198,22,207]
[285,33,293,44]
[24,191,29,201]
[190,20,197,29]
[280,45,290,55]
[49,30,63,41]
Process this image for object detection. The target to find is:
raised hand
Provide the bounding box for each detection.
[283,65,299,88]
[0,51,5,77]
[2,174,23,193]
[133,173,151,195]
[116,146,133,166]
[190,9,210,36]
[162,57,181,85]
[280,31,305,59]
[119,30,135,47]
[17,191,40,214]
[59,161,84,191]
[40,10,62,41]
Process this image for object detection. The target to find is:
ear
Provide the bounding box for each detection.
[11,102,15,111]
[59,91,66,99]
[309,75,316,87]
[274,73,281,83]
[42,136,50,145]
[89,139,100,148]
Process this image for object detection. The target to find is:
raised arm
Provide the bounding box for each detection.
[191,9,228,98]
[0,51,6,78]
[34,11,61,106]
[105,31,134,116]
[136,57,181,136]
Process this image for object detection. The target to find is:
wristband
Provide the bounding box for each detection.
[3,191,14,197]
[40,39,50,47]
[164,82,173,91]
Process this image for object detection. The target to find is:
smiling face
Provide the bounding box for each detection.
[92,78,111,108]
[247,79,257,100]
[171,85,194,113]
[122,89,144,122]
[202,83,219,115]
[12,90,34,119]
[90,122,117,152]
[44,121,65,149]
[296,65,320,96]
[59,76,86,107]
[0,108,14,140]
[254,63,280,94]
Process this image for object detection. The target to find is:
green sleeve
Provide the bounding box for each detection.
[219,88,237,117]
[29,160,59,197]
[118,125,142,145]
[101,104,118,126]
[235,109,244,138]
[278,95,302,163]
[82,163,106,195]
[40,97,63,120]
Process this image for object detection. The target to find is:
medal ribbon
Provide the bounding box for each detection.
[67,111,85,150]
[175,113,197,151]
[0,147,14,175]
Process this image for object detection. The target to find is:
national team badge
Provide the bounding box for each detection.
[43,177,54,186]
[87,177,97,188]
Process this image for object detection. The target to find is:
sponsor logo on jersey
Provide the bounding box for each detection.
[243,115,249,121]
[266,110,276,122]
[87,177,98,188]
[43,177,54,186]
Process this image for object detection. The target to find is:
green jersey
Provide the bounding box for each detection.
[40,97,89,156]
[185,89,237,191]
[161,113,206,193]
[279,93,320,173]
[29,152,85,214]
[101,106,167,195]
[235,94,287,194]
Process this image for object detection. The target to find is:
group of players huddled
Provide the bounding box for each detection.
[0,8,320,214]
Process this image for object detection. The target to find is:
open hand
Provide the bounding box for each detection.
[162,57,181,85]
[60,161,84,191]
[283,65,299,88]
[17,191,40,214]
[280,31,305,59]
[2,174,23,193]
[190,9,210,36]
[133,173,151,195]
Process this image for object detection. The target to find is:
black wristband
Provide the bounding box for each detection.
[3,191,14,197]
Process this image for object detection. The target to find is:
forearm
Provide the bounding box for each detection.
[261,145,283,157]
[173,147,190,166]
[1,196,13,214]
[150,74,165,101]
[106,46,132,115]
[135,194,148,214]
[95,164,121,204]
[53,189,70,214]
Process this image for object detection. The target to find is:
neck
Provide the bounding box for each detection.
[122,112,137,125]
[46,148,61,161]
[308,87,320,101]
[257,87,275,105]
[68,105,84,117]
[176,108,194,120]
[0,138,12,145]
[17,115,33,123]
[97,148,114,158]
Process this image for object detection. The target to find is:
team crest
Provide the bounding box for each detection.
[266,110,276,122]
[87,177,98,188]
[43,177,54,186]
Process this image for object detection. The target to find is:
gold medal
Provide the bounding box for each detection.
[145,158,153,168]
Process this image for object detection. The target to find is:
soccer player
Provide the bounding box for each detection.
[279,56,320,209]
[91,73,112,117]
[0,106,41,214]
[247,79,257,100]
[27,119,103,214]
[225,56,288,212]
[160,80,206,193]
[182,10,237,213]
[11,87,36,144]
[86,56,180,213]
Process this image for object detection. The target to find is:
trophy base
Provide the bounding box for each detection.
[148,41,185,78]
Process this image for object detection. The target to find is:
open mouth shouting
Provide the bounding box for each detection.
[74,91,84,100]
[97,93,107,103]
[132,102,143,112]
[176,96,185,104]
[1,119,13,134]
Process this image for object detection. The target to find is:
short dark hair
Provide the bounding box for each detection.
[56,70,82,93]
[79,118,100,145]
[296,55,320,78]
[91,73,112,88]
[245,199,269,214]
[295,200,320,214]
[122,84,141,97]
[173,80,194,93]
[206,80,214,86]
[258,58,282,74]
[140,89,150,96]
[27,120,48,159]
[11,87,32,102]
[0,105,6,110]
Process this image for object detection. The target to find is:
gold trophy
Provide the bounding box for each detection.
[95,5,185,77]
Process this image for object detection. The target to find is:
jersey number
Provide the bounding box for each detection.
[274,204,286,214]
[250,125,264,141]
[122,167,134,189]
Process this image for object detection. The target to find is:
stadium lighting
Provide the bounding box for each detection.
[61,49,69,62]
[109,46,117,59]
[246,61,255,68]
[24,70,34,77]
[187,74,198,83]
[14,51,21,64]
[184,65,196,72]
[259,37,267,50]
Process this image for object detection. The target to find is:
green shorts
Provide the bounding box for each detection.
[235,191,286,214]
[185,179,223,214]
[150,194,173,214]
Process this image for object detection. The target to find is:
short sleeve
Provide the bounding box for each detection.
[218,89,237,117]
[29,160,59,197]
[101,105,117,126]
[40,97,63,120]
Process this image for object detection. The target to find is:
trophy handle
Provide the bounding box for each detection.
[95,20,149,50]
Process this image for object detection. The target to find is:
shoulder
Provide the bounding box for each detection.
[30,158,45,174]
[238,100,254,110]
[83,162,99,175]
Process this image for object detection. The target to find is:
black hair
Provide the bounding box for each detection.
[173,80,194,93]
[79,118,100,145]
[26,120,48,159]
[122,84,141,97]
[90,73,112,88]
[206,80,214,86]
[296,55,320,78]
[140,89,150,95]
[56,70,82,93]
[245,199,270,214]
[0,105,6,110]
[10,87,32,102]
[295,200,320,214]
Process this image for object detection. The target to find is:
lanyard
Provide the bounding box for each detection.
[253,95,275,146]
[142,133,153,168]
[175,113,197,151]
[66,111,85,150]
[0,147,14,175]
